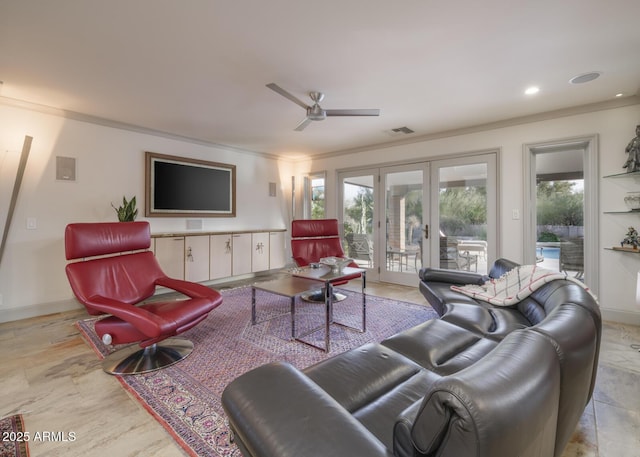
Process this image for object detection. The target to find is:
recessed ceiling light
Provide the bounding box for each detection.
[615,93,624,97]
[525,86,540,95]
[569,72,601,84]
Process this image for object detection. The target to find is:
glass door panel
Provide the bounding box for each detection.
[431,155,496,275]
[380,164,428,285]
[534,149,584,279]
[524,137,597,292]
[340,171,377,280]
[303,172,326,219]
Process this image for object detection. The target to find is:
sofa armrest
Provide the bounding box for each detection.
[222,362,393,457]
[488,258,520,279]
[418,267,487,285]
[393,400,422,457]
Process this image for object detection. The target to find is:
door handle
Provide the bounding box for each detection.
[424,224,429,239]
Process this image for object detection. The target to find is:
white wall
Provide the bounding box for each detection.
[3,101,640,324]
[296,103,640,324]
[0,103,290,322]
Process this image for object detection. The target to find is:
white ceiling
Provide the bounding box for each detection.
[1,0,640,160]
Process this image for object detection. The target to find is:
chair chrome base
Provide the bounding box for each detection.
[301,288,347,303]
[102,338,194,375]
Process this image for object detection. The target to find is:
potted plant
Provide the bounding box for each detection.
[112,196,138,222]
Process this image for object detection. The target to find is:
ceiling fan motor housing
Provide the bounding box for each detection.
[266,83,379,130]
[307,104,326,121]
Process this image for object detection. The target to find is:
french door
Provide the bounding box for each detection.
[339,153,496,286]
[429,154,497,278]
[339,169,378,278]
[379,164,429,285]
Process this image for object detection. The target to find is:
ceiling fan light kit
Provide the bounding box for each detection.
[266,83,380,131]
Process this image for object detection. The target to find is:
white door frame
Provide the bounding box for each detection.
[378,162,430,286]
[429,153,498,271]
[523,135,599,294]
[338,151,499,285]
[338,167,380,282]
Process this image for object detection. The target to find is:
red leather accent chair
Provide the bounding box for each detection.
[65,221,223,375]
[291,219,361,301]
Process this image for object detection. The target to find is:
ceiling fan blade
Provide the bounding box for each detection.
[325,109,380,117]
[294,117,312,131]
[266,83,310,110]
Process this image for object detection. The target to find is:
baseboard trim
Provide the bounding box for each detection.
[0,298,82,324]
[601,308,640,326]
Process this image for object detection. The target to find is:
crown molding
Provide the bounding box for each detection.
[0,96,282,161]
[3,94,638,164]
[310,95,640,161]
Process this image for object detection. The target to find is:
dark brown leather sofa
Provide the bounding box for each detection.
[222,258,601,457]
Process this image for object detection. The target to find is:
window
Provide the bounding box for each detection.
[304,172,326,219]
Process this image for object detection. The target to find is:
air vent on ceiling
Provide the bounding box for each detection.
[385,126,416,137]
[392,126,415,134]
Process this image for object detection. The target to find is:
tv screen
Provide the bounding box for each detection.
[145,152,236,217]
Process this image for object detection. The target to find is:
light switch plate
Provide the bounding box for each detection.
[26,217,37,230]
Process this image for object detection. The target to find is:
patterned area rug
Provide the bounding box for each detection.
[76,285,436,457]
[0,415,30,457]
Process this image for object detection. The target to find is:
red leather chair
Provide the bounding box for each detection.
[291,219,361,302]
[65,221,223,375]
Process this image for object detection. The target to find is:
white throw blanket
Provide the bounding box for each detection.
[450,264,597,306]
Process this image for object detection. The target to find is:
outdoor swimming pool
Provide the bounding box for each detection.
[538,246,560,259]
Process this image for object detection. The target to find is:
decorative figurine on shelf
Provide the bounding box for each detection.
[623,124,640,173]
[621,226,639,250]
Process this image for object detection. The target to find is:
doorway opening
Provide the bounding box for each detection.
[524,136,599,293]
[535,149,584,276]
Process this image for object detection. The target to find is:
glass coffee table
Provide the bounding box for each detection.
[251,265,366,352]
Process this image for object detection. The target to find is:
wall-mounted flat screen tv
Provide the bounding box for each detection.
[145,151,236,217]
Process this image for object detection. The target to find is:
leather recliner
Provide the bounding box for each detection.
[221,258,601,457]
[290,219,361,301]
[65,221,223,375]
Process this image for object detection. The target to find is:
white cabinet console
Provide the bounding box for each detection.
[252,232,270,272]
[185,235,210,282]
[232,233,253,276]
[154,236,185,280]
[210,234,233,279]
[152,229,287,283]
[269,231,286,270]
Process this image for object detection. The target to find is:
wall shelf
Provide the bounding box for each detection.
[603,171,640,214]
[605,247,640,254]
[602,170,640,179]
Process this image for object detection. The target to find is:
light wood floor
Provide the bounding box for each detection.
[1,278,639,456]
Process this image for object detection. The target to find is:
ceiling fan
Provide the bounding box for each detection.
[266,83,380,131]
